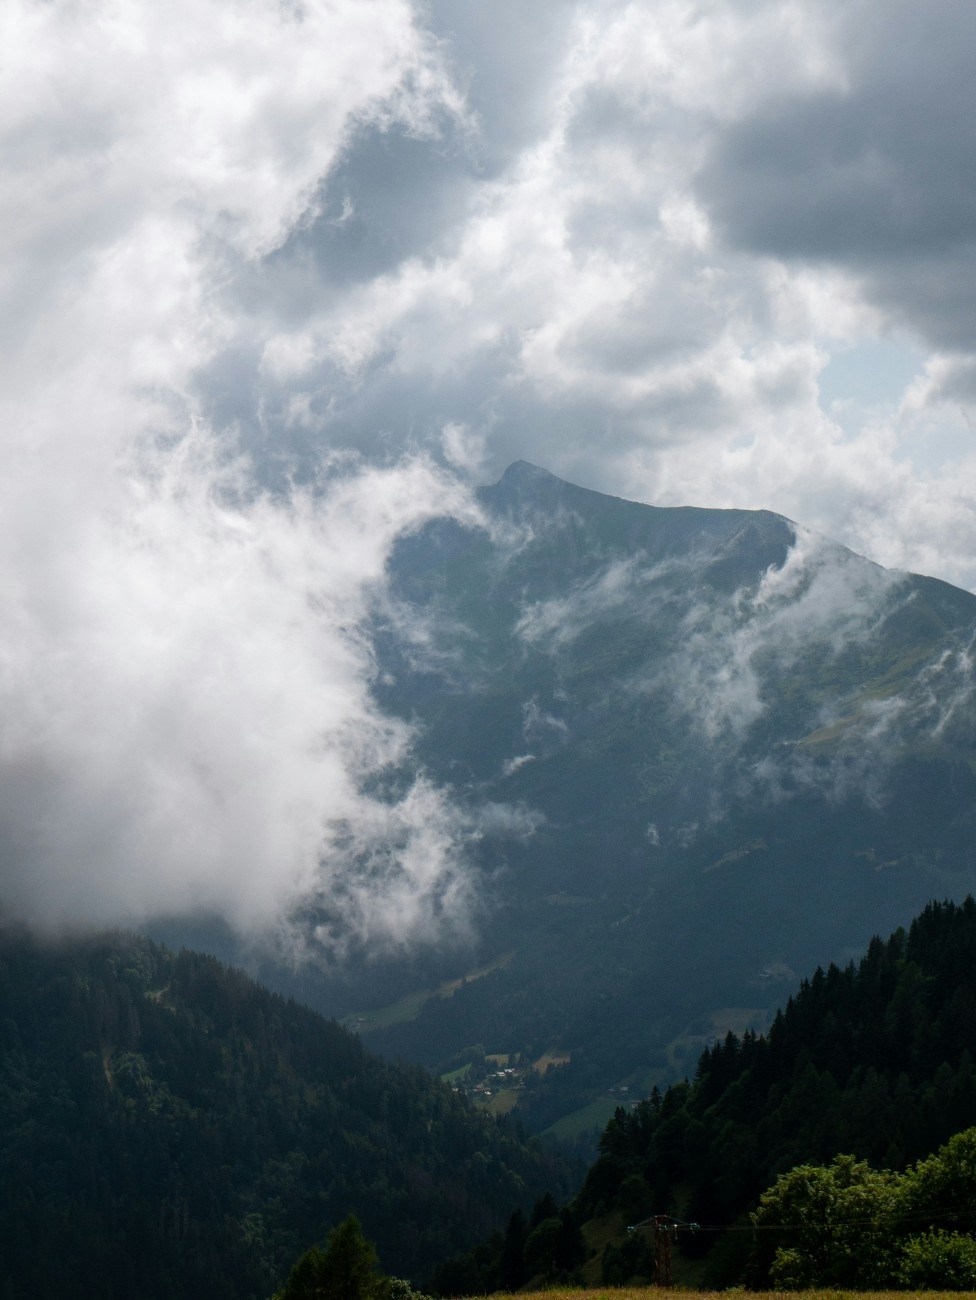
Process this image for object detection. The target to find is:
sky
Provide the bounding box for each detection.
[2,0,975,943]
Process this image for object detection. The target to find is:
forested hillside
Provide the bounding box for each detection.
[582,897,976,1222]
[0,929,572,1300]
[435,897,976,1291]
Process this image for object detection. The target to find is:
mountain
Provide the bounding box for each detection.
[356,463,976,1122]
[0,928,572,1300]
[166,461,976,1140]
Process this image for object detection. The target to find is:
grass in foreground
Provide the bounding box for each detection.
[469,1291,970,1300]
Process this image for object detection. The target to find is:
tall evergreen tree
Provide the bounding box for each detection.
[276,1216,385,1300]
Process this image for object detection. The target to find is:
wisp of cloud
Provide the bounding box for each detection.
[0,0,483,950]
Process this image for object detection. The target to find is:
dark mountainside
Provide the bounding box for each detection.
[355,463,976,1125]
[435,897,976,1292]
[0,929,572,1300]
[162,461,976,1139]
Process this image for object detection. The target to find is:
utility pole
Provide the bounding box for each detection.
[654,1215,674,1287]
[628,1213,698,1287]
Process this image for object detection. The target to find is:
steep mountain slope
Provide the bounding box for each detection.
[358,462,976,1122]
[0,929,571,1300]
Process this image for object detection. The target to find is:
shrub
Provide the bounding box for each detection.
[897,1230,976,1290]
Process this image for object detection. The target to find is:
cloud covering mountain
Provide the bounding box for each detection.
[2,0,976,946]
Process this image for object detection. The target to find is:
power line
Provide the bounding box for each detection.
[629,1207,976,1235]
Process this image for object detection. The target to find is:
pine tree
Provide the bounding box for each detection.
[276,1215,386,1300]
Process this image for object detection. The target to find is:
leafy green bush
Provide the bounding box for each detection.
[749,1154,897,1289]
[897,1230,976,1290]
[386,1278,435,1300]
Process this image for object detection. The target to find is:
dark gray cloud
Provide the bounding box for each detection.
[278,120,480,288]
[263,0,577,295]
[699,0,976,348]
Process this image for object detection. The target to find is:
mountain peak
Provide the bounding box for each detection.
[484,459,615,516]
[482,461,796,577]
[499,459,556,483]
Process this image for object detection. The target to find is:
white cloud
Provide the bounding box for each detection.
[0,0,488,946]
[646,527,904,742]
[442,421,489,478]
[5,0,976,943]
[0,445,484,940]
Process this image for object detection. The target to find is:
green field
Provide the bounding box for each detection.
[541,1097,622,1141]
[342,987,433,1033]
[341,953,515,1033]
[440,1063,473,1084]
[484,1088,521,1115]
